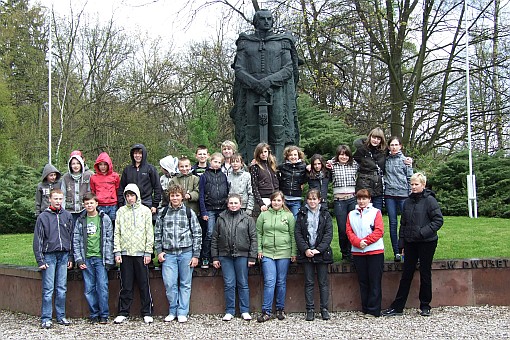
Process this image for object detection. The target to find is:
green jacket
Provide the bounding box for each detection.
[256,208,297,259]
[169,173,200,215]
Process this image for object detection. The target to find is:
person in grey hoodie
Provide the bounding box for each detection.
[35,163,62,216]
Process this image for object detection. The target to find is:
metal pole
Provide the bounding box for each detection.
[48,7,52,164]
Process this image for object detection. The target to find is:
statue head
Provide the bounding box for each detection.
[252,9,273,31]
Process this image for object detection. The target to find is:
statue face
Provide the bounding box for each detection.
[255,12,273,31]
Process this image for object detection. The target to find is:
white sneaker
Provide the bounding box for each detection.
[177,315,188,323]
[143,316,153,324]
[222,313,234,321]
[114,315,127,324]
[164,314,176,322]
[241,312,252,320]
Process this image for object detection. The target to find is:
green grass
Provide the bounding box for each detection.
[1,216,509,266]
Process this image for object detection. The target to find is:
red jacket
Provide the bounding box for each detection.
[90,152,120,206]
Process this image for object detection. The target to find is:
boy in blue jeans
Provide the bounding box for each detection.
[33,189,74,329]
[73,192,114,324]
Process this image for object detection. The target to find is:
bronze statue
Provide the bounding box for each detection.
[231,9,300,163]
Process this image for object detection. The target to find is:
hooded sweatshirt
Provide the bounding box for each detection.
[90,152,120,206]
[35,164,62,216]
[118,143,162,209]
[61,155,93,214]
[114,183,154,257]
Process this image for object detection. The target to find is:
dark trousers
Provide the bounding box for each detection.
[391,240,438,311]
[352,253,384,316]
[333,197,356,257]
[302,262,329,310]
[118,255,153,316]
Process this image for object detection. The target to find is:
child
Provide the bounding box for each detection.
[155,184,202,323]
[220,140,237,177]
[277,145,307,219]
[192,145,209,177]
[249,143,279,219]
[199,152,229,268]
[159,155,179,207]
[113,183,154,324]
[295,189,334,321]
[346,189,384,317]
[35,163,62,216]
[33,189,74,329]
[307,154,331,210]
[73,192,114,324]
[170,157,200,216]
[90,152,120,225]
[212,194,257,321]
[61,152,93,222]
[227,153,254,216]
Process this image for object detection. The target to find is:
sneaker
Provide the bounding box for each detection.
[114,315,127,324]
[256,312,271,323]
[276,309,286,320]
[41,321,52,329]
[143,316,153,324]
[57,318,71,326]
[241,312,252,321]
[164,314,176,322]
[394,254,402,262]
[420,307,431,317]
[89,317,99,324]
[321,308,330,320]
[177,315,188,323]
[201,259,209,269]
[305,309,314,321]
[222,313,234,321]
[382,308,403,317]
[99,317,108,324]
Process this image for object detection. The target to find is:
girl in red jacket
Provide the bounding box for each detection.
[90,152,120,225]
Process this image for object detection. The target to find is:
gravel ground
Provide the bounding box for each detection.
[2,306,510,339]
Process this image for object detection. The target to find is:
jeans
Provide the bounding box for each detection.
[303,262,329,310]
[385,197,406,256]
[371,195,383,211]
[99,205,117,223]
[391,240,438,311]
[333,197,356,257]
[41,251,69,323]
[219,256,250,314]
[285,199,302,220]
[161,251,194,317]
[201,209,223,260]
[352,253,384,316]
[261,257,290,314]
[82,257,109,318]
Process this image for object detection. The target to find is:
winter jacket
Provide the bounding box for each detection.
[227,168,254,215]
[61,155,93,213]
[307,169,331,205]
[256,208,297,259]
[199,168,229,213]
[211,209,257,263]
[73,210,114,267]
[33,206,74,267]
[114,184,154,257]
[154,203,202,258]
[250,161,279,206]
[384,151,413,197]
[346,204,384,255]
[353,143,386,196]
[90,152,120,206]
[399,189,443,248]
[294,205,333,264]
[35,164,62,216]
[277,161,307,198]
[118,143,162,209]
[169,173,200,215]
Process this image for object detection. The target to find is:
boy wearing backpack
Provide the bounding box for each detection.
[155,183,202,323]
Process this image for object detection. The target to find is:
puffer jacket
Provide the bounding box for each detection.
[227,168,254,215]
[294,205,333,264]
[256,208,297,259]
[399,189,443,248]
[277,161,307,198]
[199,168,229,213]
[211,209,257,263]
[73,210,114,267]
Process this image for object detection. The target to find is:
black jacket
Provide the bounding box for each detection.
[399,189,443,249]
[118,143,162,209]
[353,142,386,196]
[277,161,307,197]
[211,209,258,262]
[200,168,229,211]
[294,205,334,264]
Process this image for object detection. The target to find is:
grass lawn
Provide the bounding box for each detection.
[1,216,508,267]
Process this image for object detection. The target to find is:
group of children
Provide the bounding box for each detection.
[33,133,442,327]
